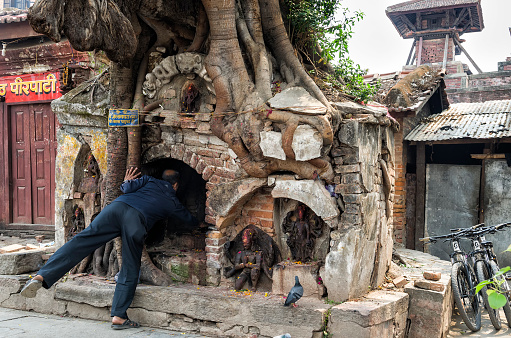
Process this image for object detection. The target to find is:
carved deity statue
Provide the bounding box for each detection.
[68,205,85,240]
[284,204,322,262]
[224,224,281,291]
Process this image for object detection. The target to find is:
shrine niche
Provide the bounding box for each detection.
[67,205,85,241]
[224,224,281,291]
[282,203,323,262]
[142,52,215,128]
[62,146,102,243]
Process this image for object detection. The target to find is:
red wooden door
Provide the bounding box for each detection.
[10,103,56,225]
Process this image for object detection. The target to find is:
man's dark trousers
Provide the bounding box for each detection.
[37,201,147,318]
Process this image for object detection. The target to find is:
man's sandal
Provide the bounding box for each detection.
[20,278,43,298]
[111,319,141,330]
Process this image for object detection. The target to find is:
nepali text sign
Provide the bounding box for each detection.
[108,109,139,127]
[0,73,60,102]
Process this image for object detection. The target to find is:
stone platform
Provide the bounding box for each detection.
[0,274,408,338]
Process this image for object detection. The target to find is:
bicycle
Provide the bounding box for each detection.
[469,222,511,328]
[421,229,481,331]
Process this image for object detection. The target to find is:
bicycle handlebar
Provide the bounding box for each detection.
[420,222,511,243]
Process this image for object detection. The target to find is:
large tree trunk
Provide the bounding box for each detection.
[28,0,339,284]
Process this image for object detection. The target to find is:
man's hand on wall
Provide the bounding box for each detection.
[124,167,141,182]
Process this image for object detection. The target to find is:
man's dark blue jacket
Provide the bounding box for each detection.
[116,175,198,229]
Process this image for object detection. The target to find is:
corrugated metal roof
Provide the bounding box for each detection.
[386,0,479,13]
[405,100,511,142]
[0,9,28,24]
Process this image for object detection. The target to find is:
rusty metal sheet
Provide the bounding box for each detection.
[405,99,511,142]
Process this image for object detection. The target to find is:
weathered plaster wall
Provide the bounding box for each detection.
[51,92,109,247]
[323,104,396,302]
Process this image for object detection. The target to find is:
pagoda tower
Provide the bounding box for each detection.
[386,0,484,72]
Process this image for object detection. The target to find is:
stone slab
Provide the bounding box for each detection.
[271,263,321,298]
[292,125,322,161]
[271,179,339,220]
[268,87,326,115]
[260,131,286,160]
[328,290,409,338]
[0,250,45,275]
[54,278,329,337]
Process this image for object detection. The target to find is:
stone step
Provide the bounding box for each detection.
[0,274,411,337]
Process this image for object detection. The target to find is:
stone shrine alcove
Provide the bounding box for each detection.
[64,144,102,241]
[141,157,208,285]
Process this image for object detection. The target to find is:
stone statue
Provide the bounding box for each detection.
[284,204,322,262]
[68,205,85,240]
[224,224,281,291]
[292,205,311,261]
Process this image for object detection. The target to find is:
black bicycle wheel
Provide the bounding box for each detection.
[452,262,481,331]
[475,260,502,329]
[489,260,511,327]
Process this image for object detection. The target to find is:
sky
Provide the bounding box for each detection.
[339,0,511,74]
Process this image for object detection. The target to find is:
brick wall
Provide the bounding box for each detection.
[230,188,275,239]
[416,38,454,65]
[447,87,511,104]
[444,59,511,103]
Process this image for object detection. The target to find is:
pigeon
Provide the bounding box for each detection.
[284,276,303,307]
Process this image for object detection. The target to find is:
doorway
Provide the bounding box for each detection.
[9,103,57,225]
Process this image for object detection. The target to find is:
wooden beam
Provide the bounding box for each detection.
[452,7,468,27]
[453,37,482,73]
[417,37,423,66]
[442,34,449,69]
[400,14,416,31]
[415,142,426,252]
[406,39,415,65]
[0,22,42,40]
[406,173,417,250]
[471,153,505,159]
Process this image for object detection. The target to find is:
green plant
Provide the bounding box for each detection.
[475,266,510,309]
[321,308,332,337]
[285,0,379,103]
[475,245,511,309]
[324,298,342,305]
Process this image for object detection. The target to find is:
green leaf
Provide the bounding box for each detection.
[488,291,508,309]
[494,266,511,278]
[475,280,492,294]
[505,244,511,252]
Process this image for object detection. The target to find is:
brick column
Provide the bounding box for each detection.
[205,229,226,286]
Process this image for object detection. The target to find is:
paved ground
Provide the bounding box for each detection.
[0,307,210,338]
[449,308,511,337]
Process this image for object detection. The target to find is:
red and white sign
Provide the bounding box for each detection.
[0,72,60,102]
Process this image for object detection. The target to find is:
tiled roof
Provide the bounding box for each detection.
[0,9,28,24]
[373,66,448,113]
[364,70,414,104]
[405,100,511,141]
[386,0,480,13]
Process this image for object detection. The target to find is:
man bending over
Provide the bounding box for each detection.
[20,167,199,330]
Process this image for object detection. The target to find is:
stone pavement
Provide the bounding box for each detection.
[449,309,511,337]
[0,307,210,338]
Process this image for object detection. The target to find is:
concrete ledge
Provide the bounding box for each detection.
[0,274,330,337]
[328,290,409,338]
[396,248,452,338]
